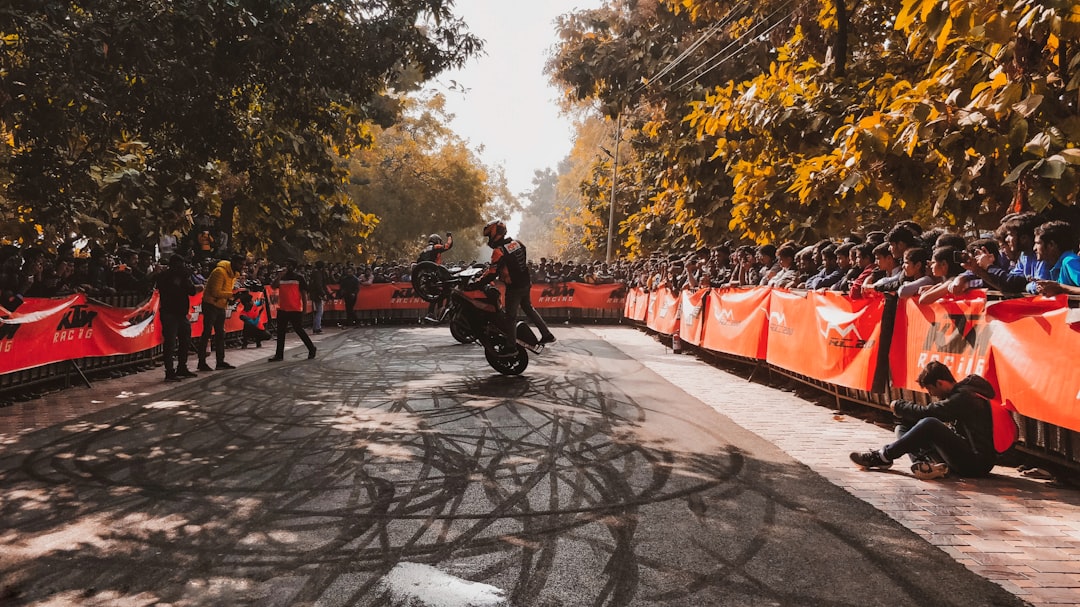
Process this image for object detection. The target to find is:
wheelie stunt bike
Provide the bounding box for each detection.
[411,261,544,375]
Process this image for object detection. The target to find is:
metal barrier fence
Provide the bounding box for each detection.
[0,298,624,399]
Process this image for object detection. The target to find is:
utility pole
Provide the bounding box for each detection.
[606,113,621,264]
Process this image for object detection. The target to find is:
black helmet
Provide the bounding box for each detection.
[428,234,442,245]
[482,220,507,248]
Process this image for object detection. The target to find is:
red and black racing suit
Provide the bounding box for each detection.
[475,237,553,343]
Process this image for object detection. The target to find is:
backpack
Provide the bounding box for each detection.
[958,374,1017,454]
[990,399,1020,454]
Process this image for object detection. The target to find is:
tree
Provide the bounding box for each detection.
[547,0,1080,251]
[0,0,482,252]
[342,95,498,262]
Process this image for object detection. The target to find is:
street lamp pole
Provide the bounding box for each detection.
[605,113,621,264]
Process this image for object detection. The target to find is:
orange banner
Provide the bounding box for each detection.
[679,288,709,346]
[625,288,649,321]
[353,282,429,311]
[646,287,680,335]
[700,287,770,360]
[0,293,162,373]
[765,289,885,391]
[889,293,991,391]
[985,296,1080,432]
[532,282,626,309]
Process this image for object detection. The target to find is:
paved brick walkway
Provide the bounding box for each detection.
[2,326,1079,605]
[591,327,1080,607]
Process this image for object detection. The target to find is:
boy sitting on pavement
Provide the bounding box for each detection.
[850,361,998,480]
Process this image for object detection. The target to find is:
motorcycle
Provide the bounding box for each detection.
[412,262,482,344]
[412,261,543,375]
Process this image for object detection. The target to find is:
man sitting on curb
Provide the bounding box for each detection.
[850,361,998,480]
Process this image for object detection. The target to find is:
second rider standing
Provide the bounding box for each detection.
[474,220,556,349]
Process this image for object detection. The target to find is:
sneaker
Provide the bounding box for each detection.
[268,356,284,362]
[539,334,556,345]
[164,375,181,383]
[216,362,236,370]
[422,315,439,324]
[911,461,949,480]
[196,362,214,372]
[850,449,893,470]
[313,329,323,334]
[175,368,197,379]
[307,348,317,359]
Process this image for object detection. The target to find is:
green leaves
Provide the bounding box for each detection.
[1,0,483,251]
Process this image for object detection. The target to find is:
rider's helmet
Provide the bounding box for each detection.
[428,234,443,245]
[482,220,507,248]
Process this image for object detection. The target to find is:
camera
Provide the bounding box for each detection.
[952,250,969,264]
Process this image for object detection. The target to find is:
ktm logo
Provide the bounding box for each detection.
[921,313,992,355]
[391,288,424,303]
[57,305,96,330]
[541,286,575,298]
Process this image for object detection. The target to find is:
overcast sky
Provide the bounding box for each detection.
[432,0,602,200]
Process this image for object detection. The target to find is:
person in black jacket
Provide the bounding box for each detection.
[850,361,997,480]
[155,255,201,382]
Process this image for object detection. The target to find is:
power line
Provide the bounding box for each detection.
[663,0,798,92]
[641,3,753,90]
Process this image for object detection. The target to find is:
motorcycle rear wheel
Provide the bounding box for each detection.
[485,344,529,375]
[411,262,451,303]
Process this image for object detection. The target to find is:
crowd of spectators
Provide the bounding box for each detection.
[3,211,1080,312]
[619,212,1080,303]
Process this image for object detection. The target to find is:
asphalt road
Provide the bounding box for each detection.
[0,326,1028,607]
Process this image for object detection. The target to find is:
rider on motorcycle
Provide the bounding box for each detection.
[471,220,556,348]
[418,232,453,264]
[418,232,453,322]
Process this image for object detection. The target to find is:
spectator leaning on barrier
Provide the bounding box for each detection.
[947,237,1009,295]
[707,244,733,286]
[847,242,877,299]
[831,242,857,292]
[197,253,245,371]
[961,212,1048,294]
[767,244,800,288]
[1033,220,1080,296]
[886,224,920,263]
[726,245,761,287]
[850,360,998,481]
[896,247,935,298]
[805,244,844,290]
[917,246,967,305]
[793,246,819,288]
[867,242,901,293]
[756,244,780,285]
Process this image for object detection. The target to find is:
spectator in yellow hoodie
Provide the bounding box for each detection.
[197,253,246,371]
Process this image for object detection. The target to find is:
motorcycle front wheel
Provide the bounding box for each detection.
[411,261,451,303]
